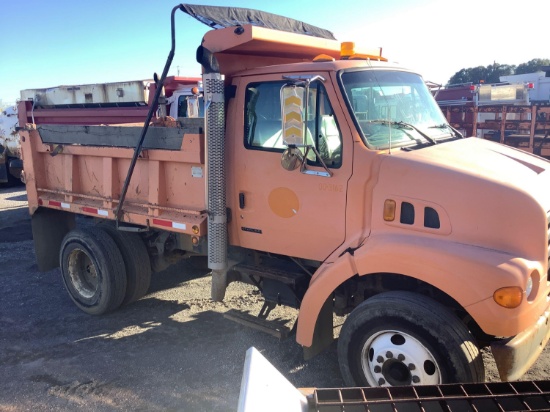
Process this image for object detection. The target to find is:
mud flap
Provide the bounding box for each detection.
[31,208,75,271]
[303,296,334,360]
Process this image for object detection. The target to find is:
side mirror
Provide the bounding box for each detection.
[186,96,201,118]
[281,147,303,171]
[281,85,306,147]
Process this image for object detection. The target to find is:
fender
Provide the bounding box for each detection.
[296,233,539,347]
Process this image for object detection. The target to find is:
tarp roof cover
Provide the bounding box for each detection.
[180,4,336,40]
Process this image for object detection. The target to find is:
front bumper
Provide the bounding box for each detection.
[491,303,550,381]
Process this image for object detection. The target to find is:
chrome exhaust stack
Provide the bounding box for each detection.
[197,46,229,299]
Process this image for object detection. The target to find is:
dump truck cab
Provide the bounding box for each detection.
[200,18,550,385]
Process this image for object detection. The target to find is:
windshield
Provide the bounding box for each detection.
[340,69,450,149]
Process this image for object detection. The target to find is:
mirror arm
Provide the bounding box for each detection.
[300,146,333,178]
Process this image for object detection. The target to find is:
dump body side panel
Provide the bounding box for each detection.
[20,122,207,237]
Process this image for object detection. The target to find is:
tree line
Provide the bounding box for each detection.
[447,58,550,85]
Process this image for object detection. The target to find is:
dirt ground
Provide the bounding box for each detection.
[0,185,548,411]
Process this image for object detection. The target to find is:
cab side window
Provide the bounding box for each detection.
[244,80,342,168]
[245,82,285,149]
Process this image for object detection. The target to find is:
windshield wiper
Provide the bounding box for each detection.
[367,119,437,145]
[429,123,464,139]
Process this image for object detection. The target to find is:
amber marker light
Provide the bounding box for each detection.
[383,199,396,222]
[191,236,199,245]
[313,54,335,62]
[493,286,523,308]
[192,225,200,234]
[341,42,355,59]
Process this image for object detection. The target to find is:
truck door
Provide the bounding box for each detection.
[228,76,352,261]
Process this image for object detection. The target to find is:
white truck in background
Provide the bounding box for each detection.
[0,76,203,185]
[501,69,550,103]
[0,104,23,185]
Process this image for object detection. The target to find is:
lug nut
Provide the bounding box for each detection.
[408,363,416,370]
[386,351,393,358]
[374,365,382,373]
[378,378,386,385]
[397,354,405,361]
[412,376,420,383]
[377,356,384,363]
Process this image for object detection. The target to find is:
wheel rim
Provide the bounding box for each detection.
[361,330,441,386]
[67,248,98,299]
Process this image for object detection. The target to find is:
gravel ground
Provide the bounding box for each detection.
[0,185,548,411]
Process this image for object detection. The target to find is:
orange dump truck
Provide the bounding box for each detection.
[19,4,550,387]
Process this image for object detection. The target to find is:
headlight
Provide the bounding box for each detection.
[525,276,533,298]
[525,270,540,302]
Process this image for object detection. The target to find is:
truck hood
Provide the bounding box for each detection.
[400,138,550,204]
[373,137,550,260]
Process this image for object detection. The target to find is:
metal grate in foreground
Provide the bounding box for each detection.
[309,381,550,412]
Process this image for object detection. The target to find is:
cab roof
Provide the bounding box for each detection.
[200,24,385,77]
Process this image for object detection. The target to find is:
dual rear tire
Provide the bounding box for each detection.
[59,225,151,315]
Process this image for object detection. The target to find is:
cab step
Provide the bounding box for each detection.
[233,263,308,308]
[224,308,294,340]
[233,263,308,285]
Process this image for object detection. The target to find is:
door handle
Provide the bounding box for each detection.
[239,192,245,209]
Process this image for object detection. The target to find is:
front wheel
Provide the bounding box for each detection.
[337,291,485,387]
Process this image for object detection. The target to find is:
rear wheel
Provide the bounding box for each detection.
[60,227,127,315]
[99,223,151,305]
[338,291,485,387]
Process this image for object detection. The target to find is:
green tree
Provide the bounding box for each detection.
[486,63,515,83]
[448,66,484,85]
[447,59,550,85]
[515,58,550,75]
[448,63,515,85]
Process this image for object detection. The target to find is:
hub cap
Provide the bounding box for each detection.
[67,249,98,299]
[361,330,441,386]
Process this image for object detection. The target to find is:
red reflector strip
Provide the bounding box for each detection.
[46,200,70,209]
[82,207,109,216]
[153,218,172,228]
[152,218,187,231]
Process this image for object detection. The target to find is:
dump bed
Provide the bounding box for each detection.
[20,120,207,238]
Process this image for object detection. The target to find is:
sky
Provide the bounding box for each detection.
[1,0,548,106]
